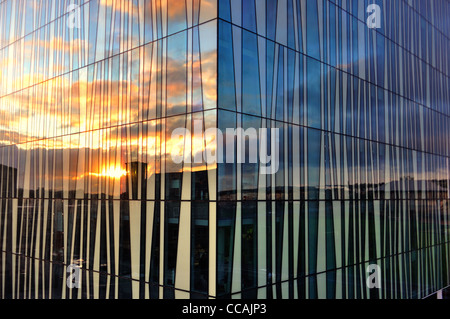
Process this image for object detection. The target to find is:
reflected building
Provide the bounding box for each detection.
[0,0,449,299]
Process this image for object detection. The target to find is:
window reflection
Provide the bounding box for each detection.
[218,110,237,200]
[167,31,187,116]
[0,0,448,301]
[191,202,209,298]
[164,201,180,299]
[217,202,236,298]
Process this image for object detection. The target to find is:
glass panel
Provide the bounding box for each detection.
[307,57,321,129]
[164,201,180,298]
[218,21,236,111]
[306,0,320,60]
[241,201,257,298]
[241,115,260,200]
[191,202,209,298]
[218,110,237,201]
[217,202,236,297]
[242,30,261,116]
[199,21,218,111]
[165,115,187,200]
[167,0,187,35]
[199,0,217,23]
[242,0,257,32]
[166,31,187,116]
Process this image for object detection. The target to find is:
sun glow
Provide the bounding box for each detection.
[72,165,127,180]
[100,166,128,179]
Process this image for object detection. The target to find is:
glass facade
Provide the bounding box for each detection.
[0,0,449,299]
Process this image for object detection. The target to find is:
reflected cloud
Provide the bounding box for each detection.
[0,22,218,143]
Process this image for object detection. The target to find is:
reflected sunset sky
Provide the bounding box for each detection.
[0,0,218,194]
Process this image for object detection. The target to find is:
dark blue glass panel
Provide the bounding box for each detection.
[218,21,237,111]
[307,128,321,200]
[329,67,336,132]
[266,41,275,119]
[218,0,231,21]
[242,0,257,32]
[266,0,278,41]
[376,32,385,88]
[306,0,320,60]
[275,47,284,121]
[307,57,321,129]
[218,110,237,200]
[242,30,261,116]
[275,121,284,199]
[287,0,295,49]
[351,17,359,75]
[287,50,296,124]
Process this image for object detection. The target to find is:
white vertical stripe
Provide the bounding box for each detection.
[129,201,141,298]
[305,201,309,276]
[145,202,155,293]
[34,200,41,299]
[159,202,165,298]
[231,203,241,294]
[333,201,342,268]
[113,200,121,299]
[84,201,91,299]
[317,201,326,274]
[12,199,18,298]
[104,200,111,299]
[258,120,267,200]
[175,202,190,299]
[282,204,289,283]
[209,202,216,298]
[257,202,267,297]
[62,201,68,300]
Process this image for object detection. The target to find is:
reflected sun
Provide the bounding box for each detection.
[72,165,127,181]
[99,166,128,179]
